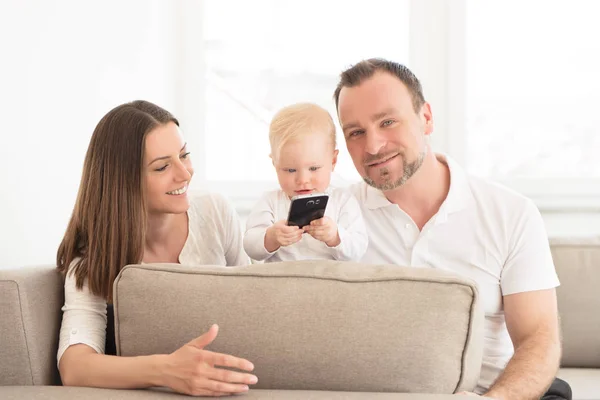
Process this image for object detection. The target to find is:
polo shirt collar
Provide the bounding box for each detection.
[363,153,474,218]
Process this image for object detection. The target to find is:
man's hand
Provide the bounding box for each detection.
[302,216,340,247]
[264,220,303,252]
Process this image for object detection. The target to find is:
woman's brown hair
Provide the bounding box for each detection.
[57,100,179,302]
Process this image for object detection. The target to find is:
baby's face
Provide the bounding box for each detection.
[273,133,338,199]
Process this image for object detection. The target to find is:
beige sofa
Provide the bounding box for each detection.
[551,238,600,399]
[1,238,599,399]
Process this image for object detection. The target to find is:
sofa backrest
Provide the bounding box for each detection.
[0,266,63,386]
[2,237,598,389]
[551,238,600,368]
[113,261,484,394]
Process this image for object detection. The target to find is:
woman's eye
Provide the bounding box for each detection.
[155,165,168,172]
[180,152,191,159]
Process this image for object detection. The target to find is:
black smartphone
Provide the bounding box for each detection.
[287,193,329,228]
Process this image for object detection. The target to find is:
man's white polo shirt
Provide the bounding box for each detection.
[349,153,560,394]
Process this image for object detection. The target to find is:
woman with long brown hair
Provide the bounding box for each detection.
[56,100,257,396]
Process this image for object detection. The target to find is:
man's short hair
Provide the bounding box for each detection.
[333,58,426,113]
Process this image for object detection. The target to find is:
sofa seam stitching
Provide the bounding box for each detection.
[121,264,478,287]
[9,279,35,385]
[455,284,477,393]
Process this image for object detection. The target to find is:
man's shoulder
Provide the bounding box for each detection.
[466,174,538,216]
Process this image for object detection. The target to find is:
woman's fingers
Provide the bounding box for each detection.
[202,350,255,372]
[201,379,251,394]
[190,389,231,397]
[187,324,219,350]
[201,362,258,385]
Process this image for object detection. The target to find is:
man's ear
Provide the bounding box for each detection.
[421,102,434,136]
[332,149,339,171]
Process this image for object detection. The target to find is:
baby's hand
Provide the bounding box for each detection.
[303,217,340,247]
[265,220,303,252]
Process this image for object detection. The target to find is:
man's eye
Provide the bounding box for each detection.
[348,130,364,138]
[382,120,394,127]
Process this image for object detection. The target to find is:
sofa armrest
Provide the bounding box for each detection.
[0,265,63,385]
[550,238,600,368]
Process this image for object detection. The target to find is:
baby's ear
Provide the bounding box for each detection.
[332,149,339,169]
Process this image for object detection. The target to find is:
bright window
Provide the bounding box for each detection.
[203,0,409,184]
[465,0,600,179]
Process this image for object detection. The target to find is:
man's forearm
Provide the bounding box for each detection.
[486,333,560,400]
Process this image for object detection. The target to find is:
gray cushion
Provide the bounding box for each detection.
[551,238,600,368]
[113,261,483,394]
[0,266,63,386]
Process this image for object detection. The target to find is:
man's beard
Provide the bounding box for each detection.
[363,150,426,191]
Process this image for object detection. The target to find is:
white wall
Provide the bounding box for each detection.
[0,1,181,268]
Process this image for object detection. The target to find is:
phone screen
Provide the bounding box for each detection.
[287,194,329,228]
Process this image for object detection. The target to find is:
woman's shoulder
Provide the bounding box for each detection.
[187,190,237,221]
[63,257,106,302]
[188,189,231,208]
[63,257,81,279]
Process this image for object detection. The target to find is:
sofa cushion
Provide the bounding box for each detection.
[113,261,483,394]
[0,266,63,386]
[558,368,600,400]
[0,386,493,399]
[550,238,600,368]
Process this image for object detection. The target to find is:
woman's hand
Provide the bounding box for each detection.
[161,324,258,396]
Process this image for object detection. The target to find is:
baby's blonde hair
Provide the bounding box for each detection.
[269,103,336,161]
